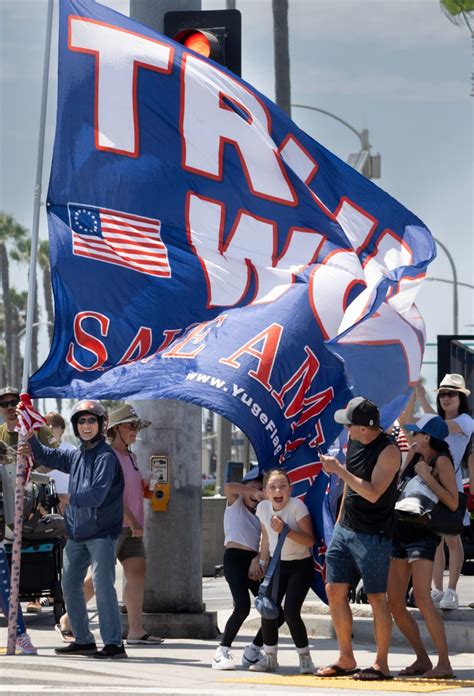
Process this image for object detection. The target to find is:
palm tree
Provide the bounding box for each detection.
[38,240,54,343]
[10,238,40,376]
[9,289,28,388]
[38,238,62,412]
[440,1,474,95]
[0,213,27,384]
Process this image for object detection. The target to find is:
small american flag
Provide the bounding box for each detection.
[68,203,171,278]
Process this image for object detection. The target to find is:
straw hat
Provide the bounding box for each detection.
[436,373,470,396]
[107,403,151,434]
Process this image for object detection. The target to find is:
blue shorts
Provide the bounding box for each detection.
[326,523,392,594]
[391,534,439,563]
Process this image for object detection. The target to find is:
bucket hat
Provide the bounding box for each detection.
[107,403,151,434]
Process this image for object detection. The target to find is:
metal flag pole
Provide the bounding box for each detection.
[6,0,55,655]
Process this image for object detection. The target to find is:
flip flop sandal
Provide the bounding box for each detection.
[126,633,164,645]
[353,667,393,681]
[54,623,75,643]
[317,665,360,677]
[398,667,429,677]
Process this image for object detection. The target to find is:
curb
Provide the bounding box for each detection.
[244,602,474,653]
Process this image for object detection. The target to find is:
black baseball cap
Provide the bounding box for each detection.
[242,465,262,483]
[334,397,380,427]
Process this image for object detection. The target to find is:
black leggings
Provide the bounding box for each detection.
[221,547,284,648]
[262,556,313,648]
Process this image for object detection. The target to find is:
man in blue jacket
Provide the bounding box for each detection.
[23,400,126,659]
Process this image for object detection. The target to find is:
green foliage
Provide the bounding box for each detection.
[202,483,216,497]
[441,0,474,15]
[0,213,27,245]
[440,0,474,28]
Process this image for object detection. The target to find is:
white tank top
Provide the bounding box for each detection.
[224,496,261,551]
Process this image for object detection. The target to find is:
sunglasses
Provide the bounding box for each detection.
[120,422,140,431]
[438,390,459,399]
[77,416,98,425]
[0,399,19,408]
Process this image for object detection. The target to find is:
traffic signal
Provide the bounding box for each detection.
[164,9,241,76]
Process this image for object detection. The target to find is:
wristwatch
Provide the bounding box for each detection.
[258,559,268,568]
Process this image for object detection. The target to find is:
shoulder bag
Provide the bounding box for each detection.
[395,455,467,535]
[255,523,289,619]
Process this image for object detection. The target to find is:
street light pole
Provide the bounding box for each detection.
[292,104,369,149]
[433,238,459,334]
[291,104,380,178]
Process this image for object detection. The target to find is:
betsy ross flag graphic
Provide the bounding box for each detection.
[68,203,171,278]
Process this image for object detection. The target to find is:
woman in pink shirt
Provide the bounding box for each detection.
[107,404,163,645]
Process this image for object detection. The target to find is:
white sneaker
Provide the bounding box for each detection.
[439,588,459,610]
[242,644,265,667]
[431,588,444,607]
[249,652,279,672]
[212,645,235,670]
[299,652,315,674]
[15,633,38,655]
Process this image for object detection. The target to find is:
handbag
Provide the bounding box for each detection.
[426,493,467,536]
[396,482,467,536]
[254,523,289,619]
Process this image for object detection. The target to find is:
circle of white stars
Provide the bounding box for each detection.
[74,208,99,233]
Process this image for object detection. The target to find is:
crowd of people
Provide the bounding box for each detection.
[0,373,472,676]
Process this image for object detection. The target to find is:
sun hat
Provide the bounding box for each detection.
[404,413,449,440]
[334,397,380,427]
[107,403,151,434]
[435,373,470,396]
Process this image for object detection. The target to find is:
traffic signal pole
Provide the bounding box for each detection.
[128,0,218,639]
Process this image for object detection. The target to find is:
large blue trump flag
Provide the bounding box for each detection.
[30,0,434,591]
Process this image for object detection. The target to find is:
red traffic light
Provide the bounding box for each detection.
[164,10,241,76]
[174,29,222,62]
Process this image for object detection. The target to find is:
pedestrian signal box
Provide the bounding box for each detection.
[149,455,170,512]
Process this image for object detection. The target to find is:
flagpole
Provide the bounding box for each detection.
[6,0,55,655]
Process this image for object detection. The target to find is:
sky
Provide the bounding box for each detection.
[0,0,473,396]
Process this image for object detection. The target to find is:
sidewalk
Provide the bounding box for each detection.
[1,575,473,695]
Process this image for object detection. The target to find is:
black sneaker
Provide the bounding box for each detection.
[55,641,98,656]
[92,643,128,659]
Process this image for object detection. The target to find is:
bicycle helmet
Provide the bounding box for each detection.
[70,400,107,440]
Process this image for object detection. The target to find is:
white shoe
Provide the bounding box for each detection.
[439,588,459,610]
[242,644,265,667]
[431,588,444,607]
[249,652,279,672]
[212,645,235,670]
[299,652,315,674]
[15,633,37,655]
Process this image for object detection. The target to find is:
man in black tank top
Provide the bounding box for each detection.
[316,398,401,681]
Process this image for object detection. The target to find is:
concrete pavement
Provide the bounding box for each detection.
[1,574,473,695]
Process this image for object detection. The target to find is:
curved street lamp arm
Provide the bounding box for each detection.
[425,277,473,290]
[291,104,369,149]
[433,237,459,334]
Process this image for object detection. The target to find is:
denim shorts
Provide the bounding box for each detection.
[326,523,392,594]
[391,534,439,563]
[116,527,146,562]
